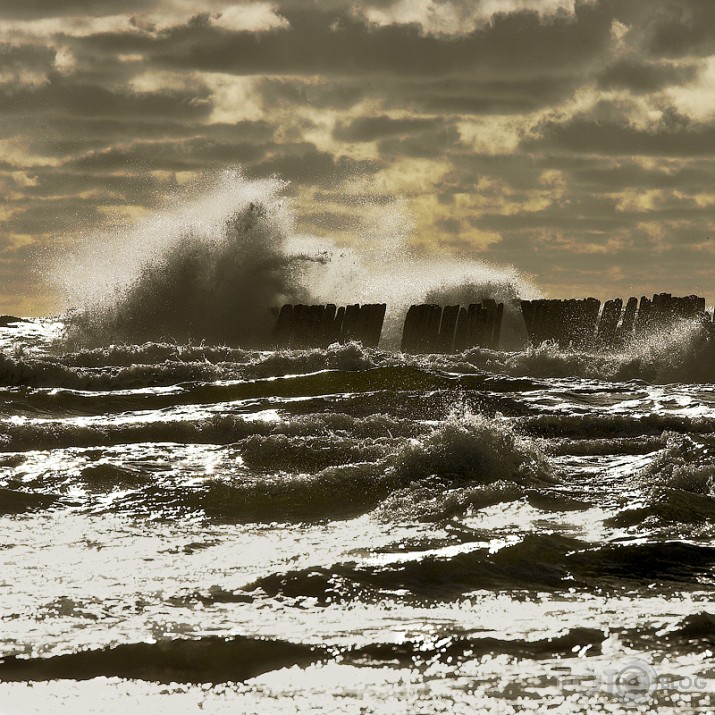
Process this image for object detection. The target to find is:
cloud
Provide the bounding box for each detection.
[78,3,613,79]
[3,0,715,314]
[0,0,155,20]
[334,116,444,142]
[597,59,699,93]
[0,75,213,120]
[528,114,715,156]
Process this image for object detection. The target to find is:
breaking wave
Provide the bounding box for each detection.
[55,169,538,349]
[493,319,715,384]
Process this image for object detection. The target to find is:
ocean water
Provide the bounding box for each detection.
[1,173,715,713]
[1,318,715,714]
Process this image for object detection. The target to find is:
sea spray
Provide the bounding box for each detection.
[63,189,312,346]
[56,170,540,348]
[495,318,715,383]
[375,405,554,521]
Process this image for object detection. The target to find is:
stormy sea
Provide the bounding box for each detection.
[1,173,714,713]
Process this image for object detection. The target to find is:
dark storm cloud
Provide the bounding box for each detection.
[0,42,56,74]
[334,116,444,142]
[5,198,109,235]
[0,75,212,120]
[261,73,578,118]
[528,115,715,156]
[580,0,715,59]
[257,78,365,111]
[641,0,715,58]
[68,138,266,173]
[0,116,274,154]
[597,59,699,93]
[377,125,462,159]
[473,198,715,236]
[12,170,168,203]
[566,160,715,193]
[0,0,156,19]
[251,143,380,186]
[389,76,582,114]
[74,3,612,78]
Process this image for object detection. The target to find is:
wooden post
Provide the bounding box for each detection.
[319,304,337,345]
[520,301,535,343]
[535,300,550,344]
[275,304,294,347]
[401,305,422,353]
[438,305,460,353]
[635,296,653,336]
[615,297,637,346]
[340,304,361,343]
[358,303,386,348]
[597,299,622,349]
[561,300,576,348]
[581,298,601,350]
[475,303,492,347]
[419,305,442,353]
[465,303,481,348]
[306,305,324,347]
[453,306,469,352]
[490,303,504,349]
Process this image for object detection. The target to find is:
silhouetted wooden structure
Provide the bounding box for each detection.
[401,301,504,353]
[521,294,708,350]
[275,303,386,348]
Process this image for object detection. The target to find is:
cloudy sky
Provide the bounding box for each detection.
[2,0,715,315]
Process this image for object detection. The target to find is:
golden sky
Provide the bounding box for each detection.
[2,0,715,315]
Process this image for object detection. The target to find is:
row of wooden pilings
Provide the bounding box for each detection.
[401,301,504,353]
[275,293,708,352]
[521,293,707,349]
[274,301,504,352]
[275,303,386,349]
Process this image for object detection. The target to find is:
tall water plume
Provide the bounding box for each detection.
[57,170,540,348]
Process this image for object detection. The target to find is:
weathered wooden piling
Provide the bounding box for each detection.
[453,307,469,352]
[275,303,386,349]
[437,305,460,353]
[275,304,294,346]
[419,305,442,353]
[596,299,622,349]
[615,297,638,345]
[400,301,504,353]
[356,303,387,348]
[401,305,422,353]
[635,296,653,336]
[521,293,709,351]
[521,298,601,349]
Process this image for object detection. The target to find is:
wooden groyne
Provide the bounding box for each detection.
[274,293,705,353]
[401,301,504,353]
[521,294,707,349]
[275,303,386,349]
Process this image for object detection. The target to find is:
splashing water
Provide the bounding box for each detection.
[57,170,540,348]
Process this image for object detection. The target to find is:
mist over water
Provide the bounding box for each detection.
[57,170,539,349]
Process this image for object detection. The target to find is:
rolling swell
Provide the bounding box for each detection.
[0,486,61,514]
[247,535,715,603]
[0,626,610,685]
[348,627,606,664]
[520,413,715,440]
[0,635,322,684]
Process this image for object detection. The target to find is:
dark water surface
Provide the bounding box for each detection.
[1,319,714,713]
